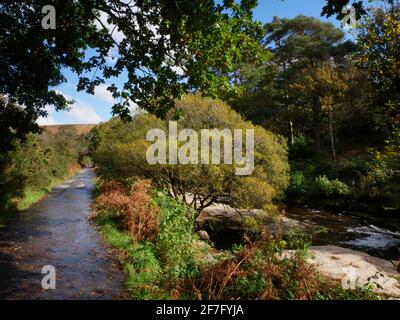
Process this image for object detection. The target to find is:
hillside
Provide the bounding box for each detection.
[41,124,96,135]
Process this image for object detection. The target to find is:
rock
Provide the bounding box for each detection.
[308,246,400,298]
[197,230,210,242]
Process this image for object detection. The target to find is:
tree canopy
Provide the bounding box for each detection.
[0,1,267,142]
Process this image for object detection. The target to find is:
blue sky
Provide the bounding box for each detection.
[38,0,343,125]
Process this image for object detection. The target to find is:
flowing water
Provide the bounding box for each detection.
[1,169,398,299]
[284,208,400,261]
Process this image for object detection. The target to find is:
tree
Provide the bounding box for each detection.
[290,62,348,159]
[321,0,395,19]
[92,95,289,214]
[354,0,400,134]
[264,15,348,69]
[0,1,267,152]
[228,16,353,154]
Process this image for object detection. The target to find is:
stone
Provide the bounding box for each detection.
[308,246,400,298]
[197,230,210,242]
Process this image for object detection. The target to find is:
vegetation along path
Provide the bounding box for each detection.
[0,169,126,299]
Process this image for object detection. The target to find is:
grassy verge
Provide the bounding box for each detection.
[0,166,81,229]
[93,179,380,300]
[94,188,209,299]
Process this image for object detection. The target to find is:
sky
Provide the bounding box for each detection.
[37,0,343,126]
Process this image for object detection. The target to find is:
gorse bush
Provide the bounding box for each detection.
[91,94,290,214]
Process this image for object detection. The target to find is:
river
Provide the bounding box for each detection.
[284,207,400,262]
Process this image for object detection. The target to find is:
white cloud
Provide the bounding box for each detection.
[62,99,102,124]
[37,105,57,125]
[36,98,102,125]
[37,115,57,125]
[94,84,114,103]
[95,11,125,44]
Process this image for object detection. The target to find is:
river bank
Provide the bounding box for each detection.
[197,204,400,298]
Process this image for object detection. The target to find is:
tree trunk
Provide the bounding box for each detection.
[289,121,294,145]
[328,110,337,162]
[313,125,321,155]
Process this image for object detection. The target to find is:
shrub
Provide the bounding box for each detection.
[176,232,376,300]
[92,94,290,214]
[1,129,86,210]
[154,193,199,280]
[288,171,308,196]
[94,184,378,300]
[96,179,160,242]
[314,175,350,197]
[93,206,166,299]
[289,134,314,159]
[80,155,93,168]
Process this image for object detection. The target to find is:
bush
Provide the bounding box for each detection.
[288,171,308,196]
[93,207,166,299]
[314,175,350,197]
[177,233,378,300]
[92,94,290,214]
[0,129,86,210]
[154,193,199,280]
[96,180,160,243]
[362,131,400,210]
[94,183,378,300]
[94,184,201,295]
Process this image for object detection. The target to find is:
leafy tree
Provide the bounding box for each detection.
[290,61,349,158]
[0,97,41,154]
[92,95,289,214]
[321,0,395,19]
[0,1,267,151]
[354,0,400,134]
[229,16,353,154]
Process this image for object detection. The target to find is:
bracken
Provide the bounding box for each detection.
[96,179,159,242]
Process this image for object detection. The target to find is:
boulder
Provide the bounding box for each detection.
[197,230,210,242]
[308,246,400,298]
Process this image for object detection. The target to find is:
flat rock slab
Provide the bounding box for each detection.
[308,246,400,298]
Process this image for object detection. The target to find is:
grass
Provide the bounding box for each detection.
[95,210,167,299]
[93,185,381,301]
[93,184,208,300]
[17,186,54,211]
[17,168,81,210]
